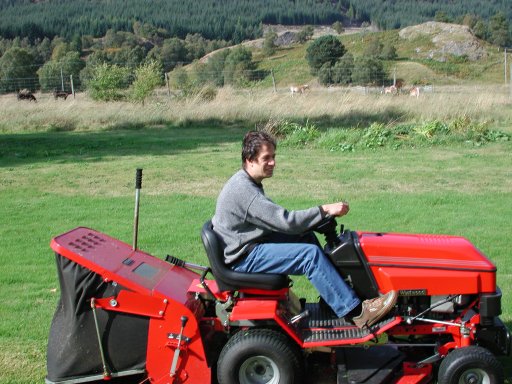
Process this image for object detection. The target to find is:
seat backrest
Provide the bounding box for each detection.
[201,221,289,292]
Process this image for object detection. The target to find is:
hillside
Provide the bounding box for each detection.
[244,22,504,88]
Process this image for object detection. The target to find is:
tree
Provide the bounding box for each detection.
[317,62,333,85]
[0,47,37,92]
[434,11,451,23]
[305,35,346,74]
[263,29,278,56]
[36,37,52,62]
[87,63,131,101]
[462,14,479,30]
[296,25,314,44]
[204,49,230,87]
[169,66,191,93]
[332,53,354,85]
[363,36,383,58]
[332,21,345,35]
[38,51,85,91]
[380,42,397,60]
[184,33,208,61]
[224,45,256,86]
[351,56,385,85]
[129,60,162,104]
[148,37,188,73]
[489,12,510,47]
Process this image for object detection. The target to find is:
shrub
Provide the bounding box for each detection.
[129,60,163,104]
[305,35,346,74]
[262,119,320,147]
[361,123,393,148]
[87,63,131,101]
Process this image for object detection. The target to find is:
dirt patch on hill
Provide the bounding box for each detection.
[399,21,487,61]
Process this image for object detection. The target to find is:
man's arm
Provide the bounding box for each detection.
[320,201,350,217]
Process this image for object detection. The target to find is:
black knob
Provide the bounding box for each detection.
[135,168,143,189]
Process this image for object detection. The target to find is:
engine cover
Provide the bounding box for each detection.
[357,232,497,296]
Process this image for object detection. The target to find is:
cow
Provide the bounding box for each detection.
[17,89,37,102]
[290,84,309,96]
[382,85,397,95]
[409,86,420,98]
[53,89,70,100]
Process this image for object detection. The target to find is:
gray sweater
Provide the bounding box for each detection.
[212,169,325,264]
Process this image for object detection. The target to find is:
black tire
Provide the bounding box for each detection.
[438,346,504,384]
[217,329,304,384]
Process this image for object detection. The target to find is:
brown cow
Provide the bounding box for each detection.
[382,85,397,95]
[290,84,309,96]
[409,86,420,98]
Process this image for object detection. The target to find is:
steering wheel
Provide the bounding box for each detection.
[312,215,336,233]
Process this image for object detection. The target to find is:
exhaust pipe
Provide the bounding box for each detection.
[133,168,143,250]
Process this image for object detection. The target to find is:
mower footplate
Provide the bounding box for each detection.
[300,303,399,345]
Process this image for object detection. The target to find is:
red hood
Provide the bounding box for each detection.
[357,232,497,295]
[358,232,496,271]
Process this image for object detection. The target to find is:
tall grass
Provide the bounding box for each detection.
[1,86,511,134]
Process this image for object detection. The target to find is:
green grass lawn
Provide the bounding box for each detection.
[0,126,511,383]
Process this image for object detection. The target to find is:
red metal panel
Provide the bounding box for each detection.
[94,290,167,318]
[357,231,497,295]
[230,299,278,321]
[358,232,496,271]
[371,266,496,295]
[146,304,211,384]
[395,362,433,384]
[51,227,200,300]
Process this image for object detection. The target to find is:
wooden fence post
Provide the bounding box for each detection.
[165,73,171,97]
[70,75,75,98]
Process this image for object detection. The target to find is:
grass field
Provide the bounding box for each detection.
[0,91,511,383]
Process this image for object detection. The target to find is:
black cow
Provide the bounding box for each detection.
[17,90,37,102]
[53,90,70,100]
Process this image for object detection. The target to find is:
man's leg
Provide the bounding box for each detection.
[232,242,360,318]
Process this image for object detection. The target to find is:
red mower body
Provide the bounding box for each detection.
[47,227,211,384]
[47,221,510,384]
[358,232,497,295]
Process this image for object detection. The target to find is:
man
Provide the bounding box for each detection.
[212,131,397,328]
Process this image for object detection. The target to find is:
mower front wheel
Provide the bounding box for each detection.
[438,346,504,384]
[217,328,303,384]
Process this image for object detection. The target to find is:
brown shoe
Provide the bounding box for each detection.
[352,291,398,329]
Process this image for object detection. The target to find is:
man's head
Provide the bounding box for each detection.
[242,131,276,183]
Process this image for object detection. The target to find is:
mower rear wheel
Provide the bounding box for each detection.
[217,329,303,384]
[438,346,504,384]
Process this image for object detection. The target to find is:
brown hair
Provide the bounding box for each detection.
[241,131,276,165]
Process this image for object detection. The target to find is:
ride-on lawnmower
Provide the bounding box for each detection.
[46,170,510,384]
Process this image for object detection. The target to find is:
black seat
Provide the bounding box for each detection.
[201,221,289,292]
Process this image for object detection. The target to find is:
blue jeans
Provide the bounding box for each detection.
[232,233,360,318]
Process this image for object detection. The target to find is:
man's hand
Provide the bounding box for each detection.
[321,201,350,217]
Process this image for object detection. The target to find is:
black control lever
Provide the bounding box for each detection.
[314,217,340,249]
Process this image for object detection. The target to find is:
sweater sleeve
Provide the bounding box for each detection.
[245,193,324,234]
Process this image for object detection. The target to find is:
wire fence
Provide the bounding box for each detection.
[2,66,512,99]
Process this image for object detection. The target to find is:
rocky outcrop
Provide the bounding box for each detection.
[399,21,487,61]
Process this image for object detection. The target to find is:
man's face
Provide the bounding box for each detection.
[245,144,276,183]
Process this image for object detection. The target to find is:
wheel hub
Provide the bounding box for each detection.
[239,355,280,384]
[460,369,490,384]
